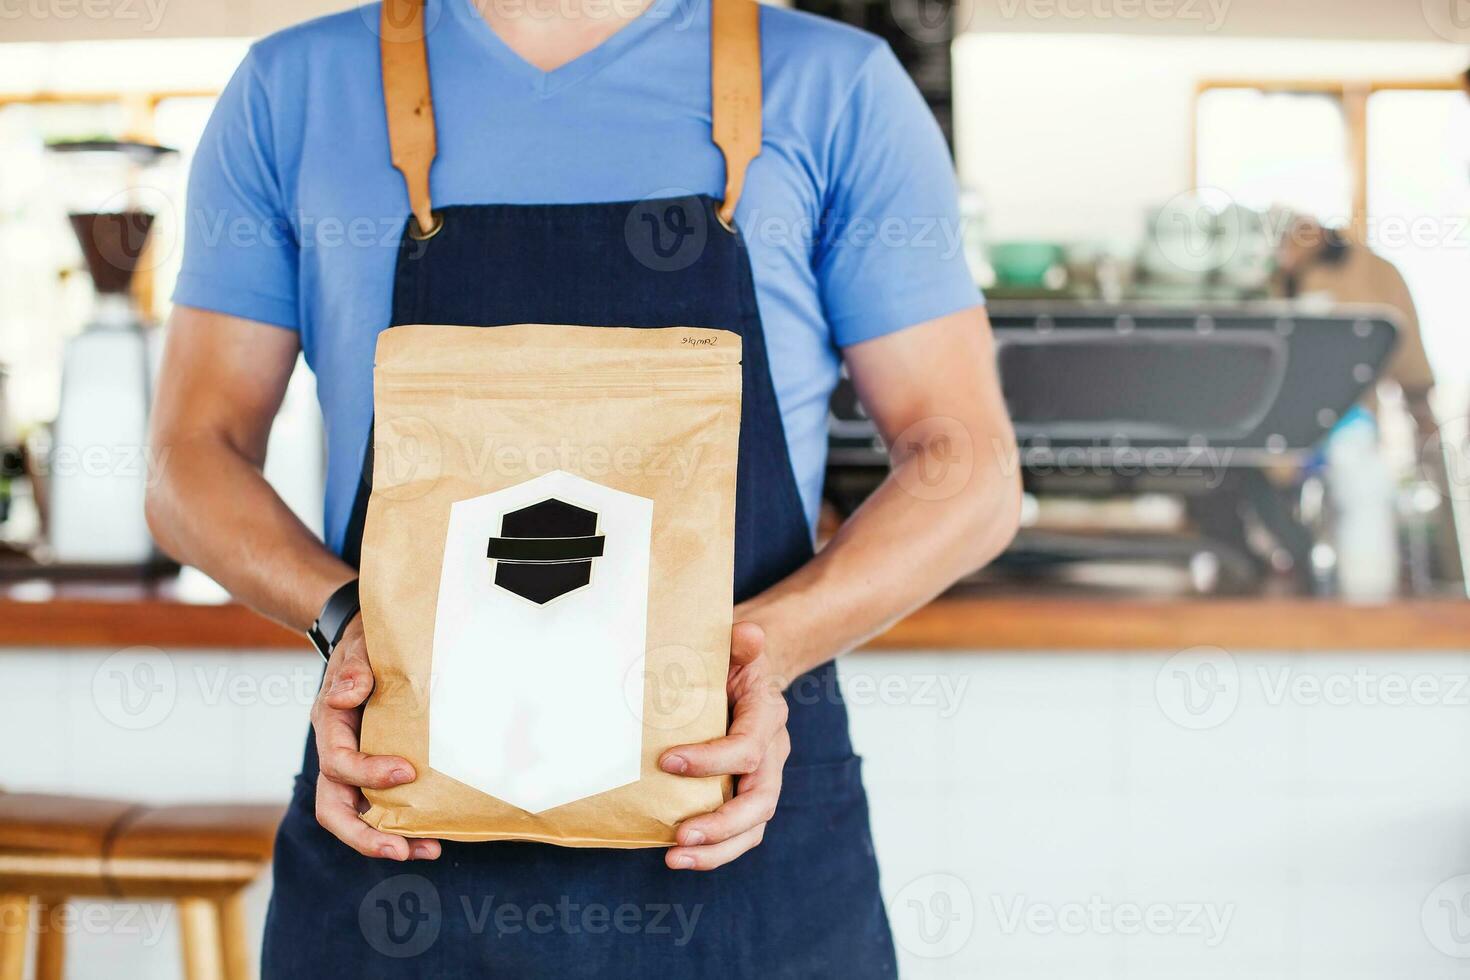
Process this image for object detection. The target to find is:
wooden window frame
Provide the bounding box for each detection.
[1191,77,1460,241]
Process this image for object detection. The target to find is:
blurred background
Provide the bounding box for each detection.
[2,1,1470,978]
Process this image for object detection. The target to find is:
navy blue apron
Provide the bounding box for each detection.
[261,1,895,974]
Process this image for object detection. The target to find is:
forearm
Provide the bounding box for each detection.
[742,443,1021,684]
[146,433,352,631]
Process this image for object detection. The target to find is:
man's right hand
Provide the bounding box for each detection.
[312,616,442,861]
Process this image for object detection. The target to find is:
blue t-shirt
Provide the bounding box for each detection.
[175,0,981,551]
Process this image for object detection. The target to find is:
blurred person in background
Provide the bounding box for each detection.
[1273,211,1462,584]
[1273,212,1435,433]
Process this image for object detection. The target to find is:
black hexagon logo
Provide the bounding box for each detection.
[486,498,605,604]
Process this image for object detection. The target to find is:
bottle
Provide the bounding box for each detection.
[1325,407,1399,601]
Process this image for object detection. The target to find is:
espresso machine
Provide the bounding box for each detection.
[44,140,177,569]
[826,302,1403,595]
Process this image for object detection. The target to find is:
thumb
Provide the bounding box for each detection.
[323,634,374,710]
[730,621,766,667]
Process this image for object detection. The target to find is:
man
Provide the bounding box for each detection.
[1273,212,1462,584]
[146,0,1019,973]
[1273,212,1435,420]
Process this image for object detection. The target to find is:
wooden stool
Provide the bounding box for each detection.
[0,793,283,980]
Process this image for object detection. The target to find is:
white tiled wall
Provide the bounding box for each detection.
[3,647,1470,978]
[853,651,1470,978]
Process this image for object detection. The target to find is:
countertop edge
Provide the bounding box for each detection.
[2,592,1468,653]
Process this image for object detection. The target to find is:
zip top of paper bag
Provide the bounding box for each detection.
[376,323,742,382]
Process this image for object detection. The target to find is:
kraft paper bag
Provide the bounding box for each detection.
[358,323,741,847]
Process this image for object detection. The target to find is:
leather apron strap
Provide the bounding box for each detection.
[379,0,762,235]
[710,0,762,229]
[381,0,439,237]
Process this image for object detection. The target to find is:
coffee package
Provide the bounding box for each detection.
[358,323,741,847]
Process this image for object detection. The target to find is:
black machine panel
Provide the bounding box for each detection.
[998,329,1284,442]
[828,306,1399,468]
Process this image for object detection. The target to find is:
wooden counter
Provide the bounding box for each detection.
[867,595,1470,651]
[2,579,1467,652]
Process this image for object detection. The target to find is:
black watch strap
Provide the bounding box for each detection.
[308,579,361,662]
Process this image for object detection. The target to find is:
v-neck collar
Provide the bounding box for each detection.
[444,0,687,97]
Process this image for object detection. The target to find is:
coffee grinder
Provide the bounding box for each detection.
[45,139,177,568]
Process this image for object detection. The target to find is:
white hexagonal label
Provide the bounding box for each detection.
[428,470,653,813]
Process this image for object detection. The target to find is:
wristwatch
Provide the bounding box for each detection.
[307,579,361,662]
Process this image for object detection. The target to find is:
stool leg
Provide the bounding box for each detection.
[35,901,64,980]
[216,892,250,980]
[178,898,224,980]
[0,894,31,980]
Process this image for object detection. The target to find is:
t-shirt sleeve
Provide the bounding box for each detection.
[815,44,982,348]
[172,47,300,330]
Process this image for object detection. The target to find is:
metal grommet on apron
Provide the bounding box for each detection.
[406,210,443,240]
[263,0,896,975]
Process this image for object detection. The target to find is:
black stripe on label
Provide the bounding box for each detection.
[486,535,606,563]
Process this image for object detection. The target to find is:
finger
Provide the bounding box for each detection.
[315,705,416,789]
[675,732,788,846]
[666,823,765,871]
[729,621,765,668]
[661,677,786,777]
[314,773,415,860]
[322,635,374,710]
[676,785,778,846]
[407,839,443,861]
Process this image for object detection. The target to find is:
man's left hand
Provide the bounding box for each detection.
[659,621,790,871]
